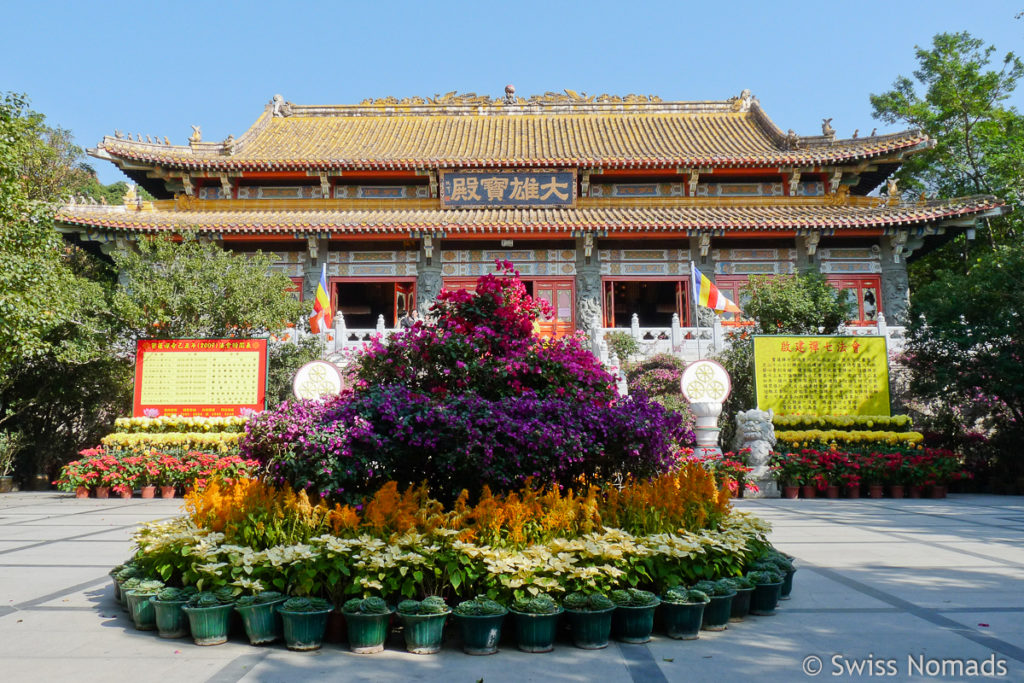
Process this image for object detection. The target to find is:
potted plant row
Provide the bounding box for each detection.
[110,551,796,654]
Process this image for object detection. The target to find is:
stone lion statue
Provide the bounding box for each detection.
[732,408,775,479]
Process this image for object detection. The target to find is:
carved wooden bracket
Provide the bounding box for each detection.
[180,174,193,197]
[805,231,821,257]
[307,236,319,261]
[788,170,802,196]
[218,174,233,197]
[689,170,700,196]
[423,234,434,264]
[888,231,908,263]
[699,233,711,257]
[318,172,330,198]
[583,232,594,262]
[829,169,843,193]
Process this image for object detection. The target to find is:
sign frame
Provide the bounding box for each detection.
[752,334,891,416]
[133,337,269,417]
[439,168,578,209]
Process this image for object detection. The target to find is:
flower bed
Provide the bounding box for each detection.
[55,447,259,495]
[772,414,913,431]
[129,467,763,601]
[113,416,249,434]
[101,432,243,451]
[774,429,924,449]
[770,447,969,490]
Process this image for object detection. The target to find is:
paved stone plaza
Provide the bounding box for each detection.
[1,492,1022,682]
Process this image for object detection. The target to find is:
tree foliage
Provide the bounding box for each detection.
[871,32,1024,255]
[110,234,307,341]
[904,247,1024,482]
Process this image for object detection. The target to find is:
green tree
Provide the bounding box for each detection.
[716,273,848,443]
[871,32,1024,259]
[0,93,127,480]
[904,247,1024,488]
[110,233,307,340]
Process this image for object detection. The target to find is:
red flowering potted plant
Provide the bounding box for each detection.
[769,452,802,498]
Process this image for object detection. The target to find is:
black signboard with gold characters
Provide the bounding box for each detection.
[440,169,577,208]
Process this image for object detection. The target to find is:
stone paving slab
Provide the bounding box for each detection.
[1,492,1024,682]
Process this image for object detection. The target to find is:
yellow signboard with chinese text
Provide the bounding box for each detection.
[753,336,890,416]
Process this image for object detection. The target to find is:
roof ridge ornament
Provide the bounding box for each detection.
[271,94,293,117]
[821,118,835,137]
[356,90,664,106]
[189,125,201,144]
[730,89,756,112]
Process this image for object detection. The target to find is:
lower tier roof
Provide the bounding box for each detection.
[56,196,1004,238]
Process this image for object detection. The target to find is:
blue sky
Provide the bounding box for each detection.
[2,0,1021,184]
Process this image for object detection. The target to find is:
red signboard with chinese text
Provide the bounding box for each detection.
[133,338,268,417]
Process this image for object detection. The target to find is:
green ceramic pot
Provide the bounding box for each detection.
[508,608,563,653]
[750,581,784,616]
[701,591,735,631]
[564,607,615,650]
[343,610,393,654]
[125,591,157,631]
[235,599,285,645]
[729,587,754,622]
[612,600,660,644]
[277,606,333,651]
[661,601,705,640]
[780,569,796,600]
[150,598,189,638]
[456,611,507,655]
[398,611,450,655]
[182,603,234,645]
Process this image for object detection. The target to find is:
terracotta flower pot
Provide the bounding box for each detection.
[930,485,947,499]
[782,485,799,499]
[825,485,840,499]
[118,488,133,499]
[159,486,176,499]
[75,486,89,499]
[95,486,110,499]
[889,485,905,499]
[868,484,884,499]
[140,485,156,499]
[845,485,860,498]
[800,485,816,499]
[909,485,922,498]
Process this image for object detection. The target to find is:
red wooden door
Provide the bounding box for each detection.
[394,283,415,322]
[532,280,575,338]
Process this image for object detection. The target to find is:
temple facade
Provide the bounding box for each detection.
[56,89,1005,350]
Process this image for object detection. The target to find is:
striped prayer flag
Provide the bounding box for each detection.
[691,262,742,314]
[309,264,333,333]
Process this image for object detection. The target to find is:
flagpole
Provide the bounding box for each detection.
[690,261,702,360]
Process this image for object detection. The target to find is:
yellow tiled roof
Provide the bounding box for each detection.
[95,97,928,171]
[56,196,1003,236]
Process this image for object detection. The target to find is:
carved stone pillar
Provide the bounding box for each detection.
[575,236,602,336]
[416,238,443,316]
[302,237,330,302]
[879,237,911,325]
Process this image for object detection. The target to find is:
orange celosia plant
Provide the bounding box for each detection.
[184,461,731,551]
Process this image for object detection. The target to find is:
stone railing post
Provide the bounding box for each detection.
[630,313,641,340]
[376,315,386,335]
[671,313,682,352]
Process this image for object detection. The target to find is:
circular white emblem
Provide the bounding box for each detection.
[292,360,345,400]
[680,359,731,403]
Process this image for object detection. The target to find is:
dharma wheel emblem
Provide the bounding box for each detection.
[680,360,732,403]
[292,360,345,400]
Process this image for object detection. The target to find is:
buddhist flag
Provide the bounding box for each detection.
[691,262,742,315]
[309,264,333,333]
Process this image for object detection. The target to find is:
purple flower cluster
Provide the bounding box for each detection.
[243,265,689,501]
